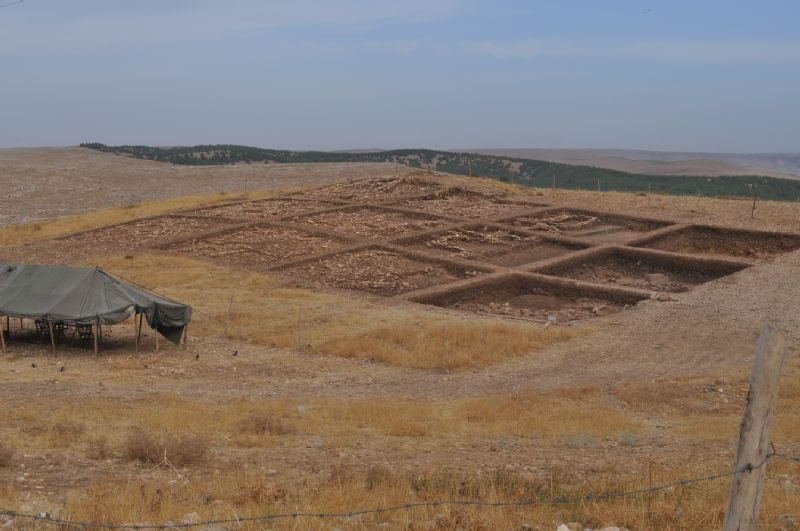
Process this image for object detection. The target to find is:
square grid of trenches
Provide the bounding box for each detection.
[59,176,800,324]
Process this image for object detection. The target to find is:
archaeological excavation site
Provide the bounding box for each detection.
[18,174,800,325]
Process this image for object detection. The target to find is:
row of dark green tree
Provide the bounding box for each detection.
[80,143,800,202]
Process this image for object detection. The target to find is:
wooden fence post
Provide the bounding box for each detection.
[723,325,787,531]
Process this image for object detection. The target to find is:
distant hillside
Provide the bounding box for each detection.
[80,143,800,202]
[464,148,800,179]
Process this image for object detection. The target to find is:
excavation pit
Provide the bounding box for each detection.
[398,225,587,266]
[412,274,648,323]
[186,198,340,221]
[635,225,800,261]
[292,176,444,202]
[278,248,485,296]
[165,224,349,270]
[502,209,671,243]
[287,206,452,240]
[397,188,544,219]
[534,248,749,293]
[58,215,235,252]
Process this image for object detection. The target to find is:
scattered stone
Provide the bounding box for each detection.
[655,293,673,302]
[182,512,201,525]
[644,273,670,284]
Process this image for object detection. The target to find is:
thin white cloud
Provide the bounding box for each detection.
[0,0,458,52]
[468,38,800,65]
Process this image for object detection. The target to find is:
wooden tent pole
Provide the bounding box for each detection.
[134,313,139,352]
[0,315,6,355]
[4,316,8,338]
[182,322,189,351]
[93,319,99,355]
[48,320,56,355]
[137,314,143,352]
[155,327,159,353]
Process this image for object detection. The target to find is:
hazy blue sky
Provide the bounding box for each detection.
[1,1,798,152]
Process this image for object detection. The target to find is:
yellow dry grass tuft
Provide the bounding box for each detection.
[56,460,800,530]
[90,254,575,370]
[3,390,639,453]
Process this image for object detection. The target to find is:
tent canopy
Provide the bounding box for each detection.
[0,263,191,344]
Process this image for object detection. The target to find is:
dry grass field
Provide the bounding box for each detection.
[1,149,800,529]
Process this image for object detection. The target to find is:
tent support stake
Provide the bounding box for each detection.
[93,319,99,355]
[1,315,6,355]
[137,314,143,352]
[48,320,56,355]
[183,322,189,351]
[155,328,159,353]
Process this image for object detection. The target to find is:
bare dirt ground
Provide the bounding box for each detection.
[1,150,800,529]
[0,147,410,225]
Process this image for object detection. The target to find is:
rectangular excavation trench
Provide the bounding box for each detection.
[532,247,750,293]
[396,188,546,219]
[164,224,351,270]
[185,198,342,221]
[291,176,445,202]
[396,224,588,267]
[59,215,237,252]
[276,247,487,296]
[634,225,800,261]
[500,208,672,244]
[285,206,452,241]
[410,273,649,323]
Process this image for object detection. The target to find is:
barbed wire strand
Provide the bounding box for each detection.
[2,453,797,530]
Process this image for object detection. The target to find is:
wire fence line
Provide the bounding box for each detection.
[1,452,798,530]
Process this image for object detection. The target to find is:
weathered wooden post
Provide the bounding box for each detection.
[0,315,6,355]
[723,325,787,531]
[93,319,99,355]
[137,313,143,352]
[48,320,56,355]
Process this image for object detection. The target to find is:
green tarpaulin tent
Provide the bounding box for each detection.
[0,263,191,346]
